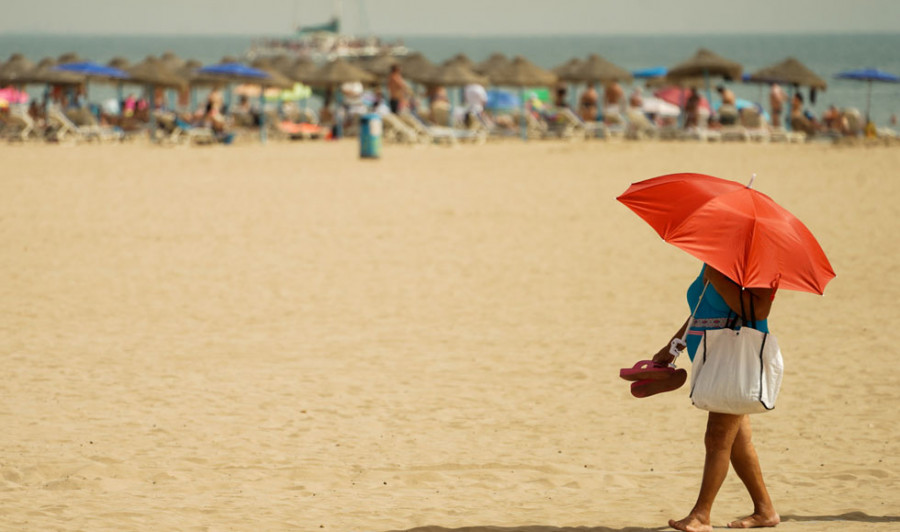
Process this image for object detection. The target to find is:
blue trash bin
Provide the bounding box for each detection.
[359,113,382,159]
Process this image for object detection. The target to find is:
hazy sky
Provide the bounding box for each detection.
[2,0,898,36]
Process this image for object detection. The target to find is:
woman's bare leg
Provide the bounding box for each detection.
[727,416,780,528]
[669,412,743,532]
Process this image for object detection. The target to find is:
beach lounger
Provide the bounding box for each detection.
[400,111,486,146]
[381,112,421,144]
[2,106,36,142]
[47,105,123,143]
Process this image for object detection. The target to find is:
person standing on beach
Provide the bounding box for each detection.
[388,64,410,114]
[579,84,599,122]
[653,265,781,532]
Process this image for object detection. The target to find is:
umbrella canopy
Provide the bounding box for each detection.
[0,86,29,104]
[128,56,187,88]
[56,52,86,65]
[425,61,488,87]
[617,173,835,294]
[834,68,900,121]
[570,54,633,84]
[748,57,827,89]
[474,53,509,75]
[304,58,375,87]
[360,54,399,78]
[633,66,667,79]
[284,57,318,84]
[443,53,476,71]
[641,95,681,117]
[249,58,296,88]
[490,56,557,87]
[13,57,84,85]
[835,68,900,83]
[107,57,131,70]
[159,51,185,70]
[54,61,129,81]
[0,54,36,84]
[552,57,583,81]
[667,48,742,82]
[400,52,437,84]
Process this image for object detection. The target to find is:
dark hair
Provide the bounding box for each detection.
[794,92,804,104]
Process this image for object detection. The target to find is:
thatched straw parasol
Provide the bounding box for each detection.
[570,54,633,84]
[425,61,488,87]
[56,52,86,65]
[667,48,742,82]
[304,58,375,87]
[0,53,36,84]
[552,57,584,81]
[249,58,297,88]
[490,55,557,87]
[474,53,509,75]
[12,57,84,85]
[285,57,318,84]
[748,57,827,89]
[361,54,400,78]
[399,52,437,84]
[107,57,131,70]
[443,53,476,71]
[127,56,187,88]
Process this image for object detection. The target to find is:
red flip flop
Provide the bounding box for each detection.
[619,359,677,381]
[630,369,687,398]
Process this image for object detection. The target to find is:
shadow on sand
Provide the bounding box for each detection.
[782,511,900,524]
[384,527,667,532]
[384,513,900,532]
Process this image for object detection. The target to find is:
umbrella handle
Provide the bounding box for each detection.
[669,337,687,359]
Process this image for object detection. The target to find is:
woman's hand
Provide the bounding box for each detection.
[652,343,677,366]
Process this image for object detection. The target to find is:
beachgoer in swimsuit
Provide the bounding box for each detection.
[653,264,780,532]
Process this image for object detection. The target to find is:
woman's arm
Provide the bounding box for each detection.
[703,266,774,320]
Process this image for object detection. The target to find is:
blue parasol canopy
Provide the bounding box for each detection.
[197,62,270,79]
[835,68,900,83]
[53,61,130,79]
[633,66,667,79]
[834,68,899,122]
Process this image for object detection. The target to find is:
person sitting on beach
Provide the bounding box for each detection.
[602,81,625,124]
[628,87,643,109]
[554,84,569,109]
[579,84,599,122]
[789,92,817,136]
[464,82,488,128]
[769,83,786,128]
[716,85,738,126]
[822,105,848,135]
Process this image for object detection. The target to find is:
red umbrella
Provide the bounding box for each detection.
[653,86,711,113]
[616,173,835,295]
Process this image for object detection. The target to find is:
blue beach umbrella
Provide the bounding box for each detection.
[835,68,900,122]
[197,62,270,80]
[54,61,130,79]
[633,66,667,79]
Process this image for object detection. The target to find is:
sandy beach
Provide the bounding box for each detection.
[1,139,899,531]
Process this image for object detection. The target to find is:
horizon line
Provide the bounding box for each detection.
[2,30,899,38]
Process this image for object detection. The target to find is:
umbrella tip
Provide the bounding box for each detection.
[747,173,756,189]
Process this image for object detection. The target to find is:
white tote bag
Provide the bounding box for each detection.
[690,326,784,415]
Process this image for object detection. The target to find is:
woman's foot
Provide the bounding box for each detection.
[727,512,781,528]
[669,514,712,532]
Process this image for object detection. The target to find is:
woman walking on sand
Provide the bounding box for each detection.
[616,172,836,532]
[652,265,780,531]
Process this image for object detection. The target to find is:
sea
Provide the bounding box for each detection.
[2,32,898,125]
